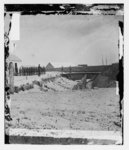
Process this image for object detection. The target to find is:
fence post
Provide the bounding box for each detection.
[69,66,72,79]
[38,64,41,76]
[9,62,14,94]
[15,63,18,76]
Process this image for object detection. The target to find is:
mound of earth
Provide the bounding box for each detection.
[92,74,116,88]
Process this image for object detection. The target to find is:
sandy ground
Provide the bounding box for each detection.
[14,72,61,86]
[9,87,121,131]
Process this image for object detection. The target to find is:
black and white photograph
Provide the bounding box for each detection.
[3,3,124,145]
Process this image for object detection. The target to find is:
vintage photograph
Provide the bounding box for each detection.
[4,4,124,144]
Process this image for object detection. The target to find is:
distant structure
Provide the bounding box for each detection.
[7,54,22,93]
[7,54,22,75]
[7,54,22,63]
[102,56,104,65]
[78,64,88,67]
[46,62,54,71]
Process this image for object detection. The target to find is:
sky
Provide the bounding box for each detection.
[11,14,123,67]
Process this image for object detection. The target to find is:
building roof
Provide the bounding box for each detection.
[7,54,22,63]
[46,62,54,69]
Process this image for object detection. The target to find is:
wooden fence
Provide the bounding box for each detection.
[17,65,46,76]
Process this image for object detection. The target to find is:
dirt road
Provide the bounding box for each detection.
[10,87,121,131]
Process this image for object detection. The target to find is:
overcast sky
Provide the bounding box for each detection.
[13,15,123,67]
